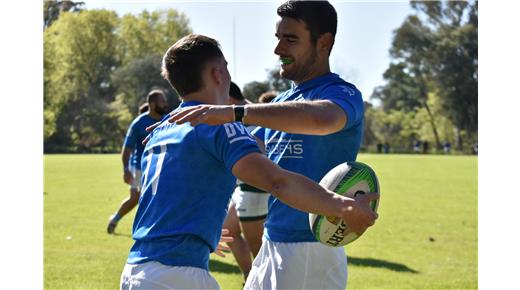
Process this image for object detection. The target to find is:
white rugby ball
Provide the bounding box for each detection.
[309,161,380,247]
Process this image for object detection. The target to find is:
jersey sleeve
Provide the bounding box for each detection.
[123,120,139,149]
[317,84,364,131]
[196,122,262,171]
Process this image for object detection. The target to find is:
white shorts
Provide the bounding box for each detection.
[120,261,219,290]
[244,240,348,290]
[231,185,269,221]
[130,169,142,191]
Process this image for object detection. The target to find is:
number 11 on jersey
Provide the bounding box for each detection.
[141,144,167,196]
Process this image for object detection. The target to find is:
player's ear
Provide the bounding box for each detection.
[210,64,223,85]
[317,32,334,56]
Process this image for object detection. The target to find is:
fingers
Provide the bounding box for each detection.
[214,242,231,257]
[145,121,161,132]
[214,249,226,258]
[168,106,205,124]
[354,229,367,236]
[364,192,380,202]
[219,236,234,243]
[170,106,208,125]
[217,243,231,252]
[366,212,378,226]
[142,134,150,146]
[220,229,234,243]
[342,193,380,234]
[214,248,231,258]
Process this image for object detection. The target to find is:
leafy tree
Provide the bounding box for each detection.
[243,81,271,103]
[116,10,191,66]
[371,62,422,111]
[384,0,478,150]
[369,61,446,149]
[44,0,85,29]
[361,102,378,151]
[111,54,180,115]
[44,8,192,152]
[423,1,478,148]
[368,108,419,152]
[44,10,120,151]
[242,66,291,102]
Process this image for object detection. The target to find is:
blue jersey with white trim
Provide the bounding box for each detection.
[253,73,364,243]
[127,101,261,270]
[123,113,158,170]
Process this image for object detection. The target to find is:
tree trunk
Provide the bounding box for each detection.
[455,127,463,151]
[423,100,442,150]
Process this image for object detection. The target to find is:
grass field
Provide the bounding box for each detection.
[44,154,477,289]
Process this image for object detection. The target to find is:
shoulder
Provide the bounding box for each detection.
[196,122,252,141]
[317,79,363,109]
[133,113,158,128]
[129,113,147,126]
[321,77,362,100]
[194,123,258,161]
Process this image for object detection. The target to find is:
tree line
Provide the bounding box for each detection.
[44,1,190,152]
[44,1,477,154]
[368,1,477,153]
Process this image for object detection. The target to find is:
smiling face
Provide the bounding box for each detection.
[274,17,322,84]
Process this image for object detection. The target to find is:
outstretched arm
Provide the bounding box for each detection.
[166,100,347,136]
[231,152,378,234]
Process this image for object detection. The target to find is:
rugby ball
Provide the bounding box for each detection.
[309,162,380,247]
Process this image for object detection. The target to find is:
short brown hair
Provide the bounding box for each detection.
[161,34,223,96]
[146,89,166,104]
[277,1,337,53]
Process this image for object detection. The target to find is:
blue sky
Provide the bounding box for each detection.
[84,0,414,101]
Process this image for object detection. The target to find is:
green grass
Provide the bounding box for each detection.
[44,154,477,289]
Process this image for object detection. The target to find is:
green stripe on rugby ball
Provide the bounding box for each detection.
[310,161,380,247]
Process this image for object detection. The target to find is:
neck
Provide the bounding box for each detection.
[182,87,228,105]
[294,61,330,86]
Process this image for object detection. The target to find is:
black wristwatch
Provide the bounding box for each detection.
[233,105,245,123]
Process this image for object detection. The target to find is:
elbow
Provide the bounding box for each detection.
[265,175,290,198]
[311,115,344,136]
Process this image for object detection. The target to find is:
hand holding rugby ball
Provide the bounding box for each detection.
[309,162,380,247]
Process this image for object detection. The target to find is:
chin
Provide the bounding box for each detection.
[280,71,296,81]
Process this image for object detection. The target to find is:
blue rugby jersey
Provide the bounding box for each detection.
[123,113,159,170]
[127,101,261,270]
[253,73,365,243]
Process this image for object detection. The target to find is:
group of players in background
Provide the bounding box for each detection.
[106,1,379,289]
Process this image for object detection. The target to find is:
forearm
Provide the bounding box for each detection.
[121,148,132,170]
[166,100,345,134]
[233,153,349,217]
[243,101,346,135]
[267,169,349,217]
